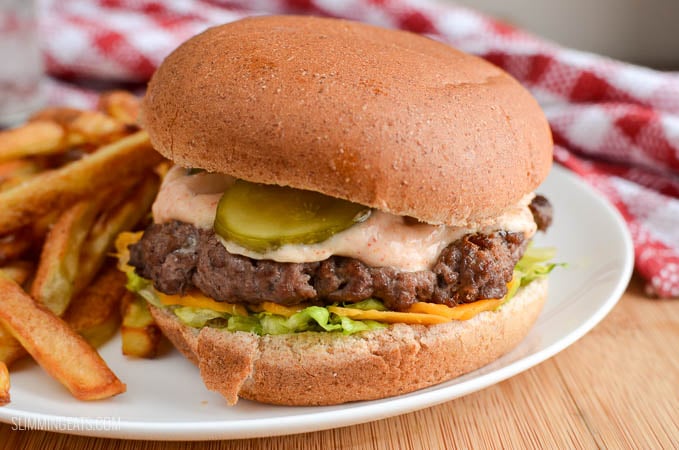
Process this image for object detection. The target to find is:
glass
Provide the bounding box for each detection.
[0,0,44,127]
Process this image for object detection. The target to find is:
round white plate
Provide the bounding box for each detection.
[0,165,633,440]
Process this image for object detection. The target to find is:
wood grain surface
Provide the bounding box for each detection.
[1,275,678,449]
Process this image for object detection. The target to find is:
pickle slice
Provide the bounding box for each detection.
[214,181,371,253]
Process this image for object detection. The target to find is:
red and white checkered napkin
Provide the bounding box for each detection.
[40,0,679,298]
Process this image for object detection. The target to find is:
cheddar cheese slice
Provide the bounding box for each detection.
[327,306,450,325]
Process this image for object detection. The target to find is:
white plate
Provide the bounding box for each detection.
[0,165,633,440]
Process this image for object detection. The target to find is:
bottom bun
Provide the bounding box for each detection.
[149,278,547,406]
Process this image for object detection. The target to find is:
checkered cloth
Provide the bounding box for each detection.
[39,0,679,298]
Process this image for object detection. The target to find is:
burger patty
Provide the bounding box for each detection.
[128,196,552,311]
[528,194,553,231]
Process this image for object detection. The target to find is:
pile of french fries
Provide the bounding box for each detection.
[0,92,166,404]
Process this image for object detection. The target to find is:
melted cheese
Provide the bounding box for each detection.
[250,302,304,318]
[407,299,502,321]
[156,291,248,316]
[327,306,450,325]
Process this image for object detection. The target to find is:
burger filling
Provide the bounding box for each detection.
[122,167,556,333]
[129,222,530,311]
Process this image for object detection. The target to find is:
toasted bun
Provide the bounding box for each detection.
[149,278,547,406]
[142,15,552,225]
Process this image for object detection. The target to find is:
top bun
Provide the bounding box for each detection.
[142,15,552,225]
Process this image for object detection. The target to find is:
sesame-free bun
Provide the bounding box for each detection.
[142,15,552,226]
[149,278,547,406]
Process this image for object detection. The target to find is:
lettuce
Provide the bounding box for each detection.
[347,298,387,311]
[227,315,263,334]
[126,270,151,293]
[227,306,386,335]
[338,316,384,334]
[513,246,563,289]
[125,270,385,335]
[174,307,225,328]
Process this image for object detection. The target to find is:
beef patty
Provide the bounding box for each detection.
[128,196,552,311]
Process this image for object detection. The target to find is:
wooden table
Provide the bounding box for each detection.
[1,275,677,449]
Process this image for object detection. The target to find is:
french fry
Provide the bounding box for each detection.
[0,94,166,401]
[64,110,132,144]
[28,107,82,124]
[121,292,162,358]
[0,229,33,265]
[98,91,141,125]
[0,361,9,405]
[154,160,171,179]
[75,174,159,294]
[0,130,163,235]
[64,265,125,348]
[0,275,126,400]
[0,254,34,367]
[0,121,65,163]
[0,159,43,191]
[0,159,39,179]
[31,201,102,316]
[31,210,59,243]
[30,108,134,148]
[0,259,31,367]
[0,260,33,286]
[0,326,24,367]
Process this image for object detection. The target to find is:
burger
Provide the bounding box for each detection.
[116,15,556,406]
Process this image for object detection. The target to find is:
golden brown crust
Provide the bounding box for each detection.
[142,16,552,225]
[148,278,547,406]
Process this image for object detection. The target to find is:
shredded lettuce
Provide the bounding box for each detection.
[173,304,387,335]
[513,246,562,289]
[338,316,383,334]
[124,245,561,334]
[230,306,385,335]
[227,315,263,334]
[174,307,225,328]
[345,298,387,311]
[126,270,151,293]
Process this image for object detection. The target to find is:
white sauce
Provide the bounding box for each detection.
[153,167,235,230]
[153,166,537,272]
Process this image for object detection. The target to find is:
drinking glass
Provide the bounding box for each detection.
[0,0,44,127]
